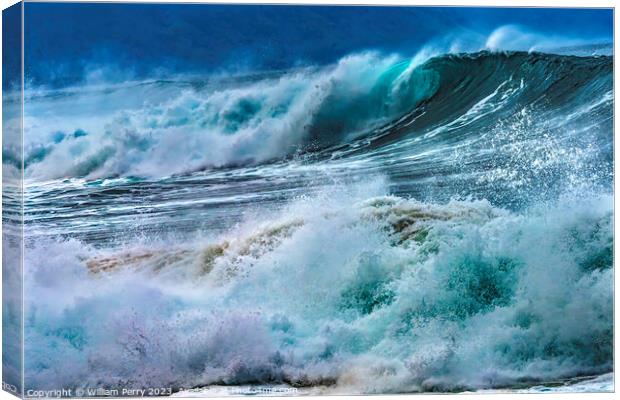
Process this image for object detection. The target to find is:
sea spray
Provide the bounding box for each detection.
[23,183,612,392]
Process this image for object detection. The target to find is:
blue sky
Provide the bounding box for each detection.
[9,3,615,87]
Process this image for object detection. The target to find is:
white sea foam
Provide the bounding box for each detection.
[23,180,613,392]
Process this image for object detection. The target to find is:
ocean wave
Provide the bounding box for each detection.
[15,50,611,181]
[23,183,613,392]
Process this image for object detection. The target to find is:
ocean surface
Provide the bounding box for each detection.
[3,48,613,393]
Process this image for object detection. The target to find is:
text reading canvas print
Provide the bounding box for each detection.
[1,2,614,397]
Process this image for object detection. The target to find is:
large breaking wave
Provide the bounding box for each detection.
[12,43,614,393]
[14,50,611,181]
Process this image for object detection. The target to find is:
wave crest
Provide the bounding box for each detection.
[18,50,611,180]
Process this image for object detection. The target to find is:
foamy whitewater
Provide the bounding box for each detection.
[3,44,613,393]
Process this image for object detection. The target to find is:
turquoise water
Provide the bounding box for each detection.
[5,49,613,393]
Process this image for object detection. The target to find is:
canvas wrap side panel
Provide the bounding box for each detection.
[3,2,24,397]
